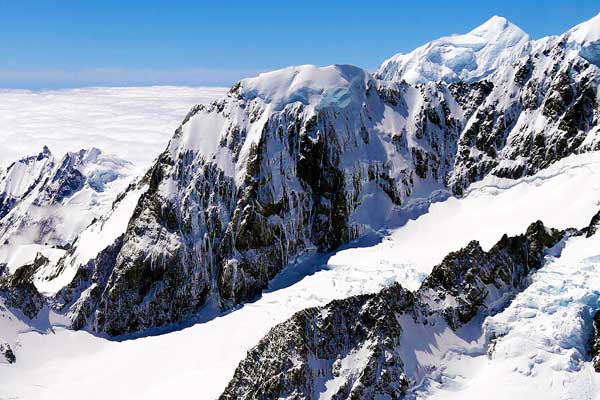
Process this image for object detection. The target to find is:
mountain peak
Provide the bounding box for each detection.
[236,64,370,111]
[469,15,519,38]
[376,15,530,84]
[37,145,53,160]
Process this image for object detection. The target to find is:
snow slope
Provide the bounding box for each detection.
[1,150,599,400]
[331,151,600,278]
[566,12,600,65]
[428,231,600,400]
[376,16,530,84]
[35,183,147,296]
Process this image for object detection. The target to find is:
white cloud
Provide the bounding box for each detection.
[0,86,227,170]
[0,68,264,88]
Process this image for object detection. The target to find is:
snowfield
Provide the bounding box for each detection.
[430,232,600,400]
[0,86,227,170]
[1,151,600,400]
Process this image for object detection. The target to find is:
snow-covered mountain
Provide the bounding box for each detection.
[40,64,466,335]
[2,12,600,400]
[0,146,134,277]
[32,13,600,338]
[379,14,600,192]
[0,146,54,220]
[376,16,531,84]
[0,146,135,365]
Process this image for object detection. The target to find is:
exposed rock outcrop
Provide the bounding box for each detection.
[220,221,565,399]
[592,309,600,372]
[586,209,600,237]
[0,253,47,320]
[0,342,15,364]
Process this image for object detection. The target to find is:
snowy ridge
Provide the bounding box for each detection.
[0,147,134,274]
[376,16,531,84]
[566,12,600,65]
[0,146,54,218]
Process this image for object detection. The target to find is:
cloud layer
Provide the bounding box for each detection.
[0,86,227,170]
[0,68,264,89]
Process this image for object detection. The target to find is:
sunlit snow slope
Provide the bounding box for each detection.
[1,151,599,400]
[429,232,600,400]
[376,16,530,83]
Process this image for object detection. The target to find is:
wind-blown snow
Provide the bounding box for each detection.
[241,64,369,111]
[0,86,227,170]
[567,12,600,46]
[2,151,599,400]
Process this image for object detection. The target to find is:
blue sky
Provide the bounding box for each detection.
[0,0,598,88]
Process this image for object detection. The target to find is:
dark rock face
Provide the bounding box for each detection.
[0,342,15,364]
[0,254,47,320]
[592,310,600,372]
[419,221,565,328]
[220,221,565,399]
[447,38,600,193]
[65,68,465,336]
[54,236,125,331]
[221,284,414,400]
[586,209,600,238]
[43,157,86,204]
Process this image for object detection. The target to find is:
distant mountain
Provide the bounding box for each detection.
[0,146,134,363]
[376,16,531,84]
[0,147,133,277]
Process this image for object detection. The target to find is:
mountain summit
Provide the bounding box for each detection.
[376,15,530,83]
